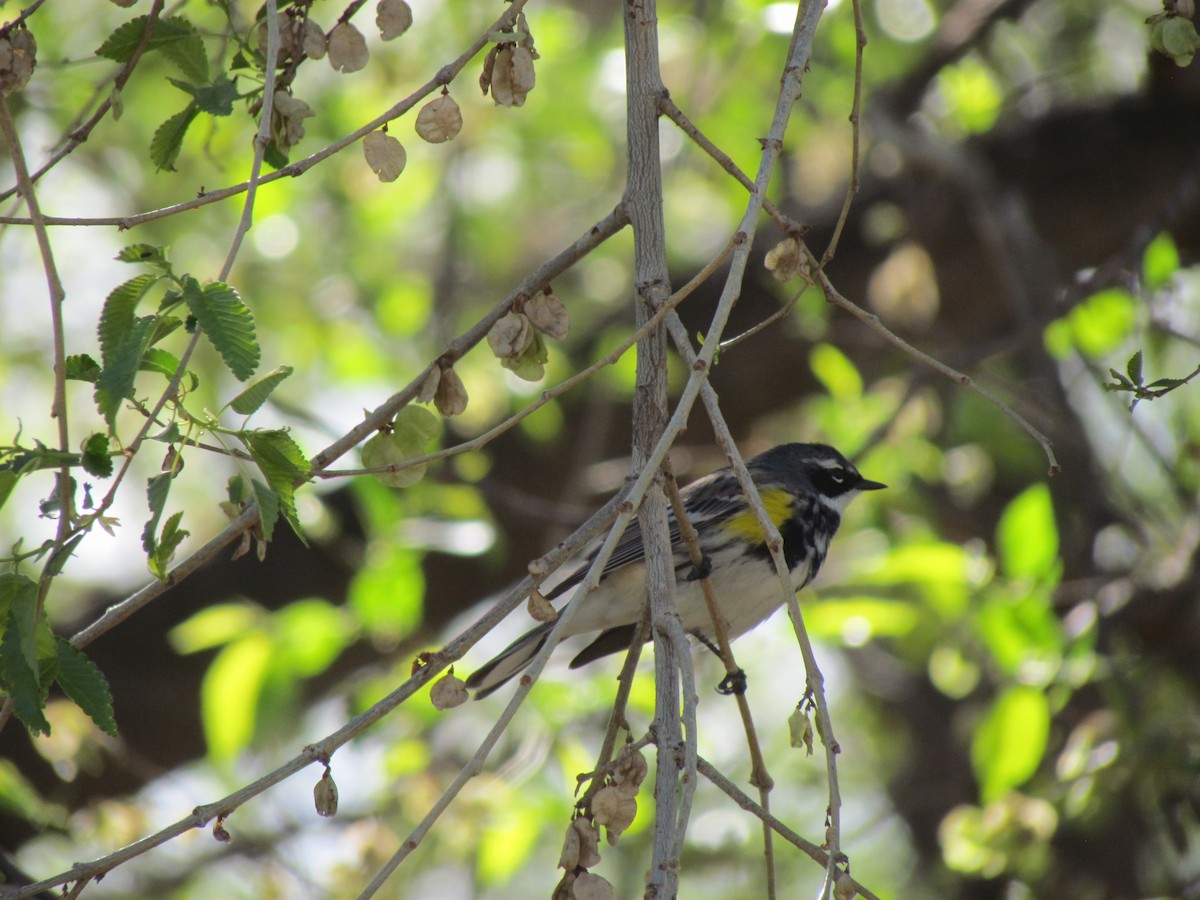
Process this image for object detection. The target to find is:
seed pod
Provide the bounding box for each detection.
[271,93,314,151]
[573,872,615,900]
[415,92,463,144]
[490,45,536,107]
[571,817,602,869]
[328,22,369,73]
[212,818,232,843]
[479,44,499,96]
[612,745,648,796]
[526,289,570,340]
[487,311,535,359]
[527,589,557,623]
[591,785,636,843]
[376,0,414,41]
[434,366,469,416]
[314,767,339,817]
[789,704,814,756]
[301,19,328,59]
[0,27,37,95]
[363,130,407,182]
[430,671,469,710]
[417,367,441,404]
[765,236,802,282]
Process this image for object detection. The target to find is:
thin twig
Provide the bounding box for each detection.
[821,0,866,265]
[697,756,883,900]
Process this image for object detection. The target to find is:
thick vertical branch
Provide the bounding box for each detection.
[622,1,687,896]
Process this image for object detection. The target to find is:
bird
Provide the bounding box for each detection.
[465,443,886,698]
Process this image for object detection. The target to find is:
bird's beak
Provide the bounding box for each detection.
[858,478,887,491]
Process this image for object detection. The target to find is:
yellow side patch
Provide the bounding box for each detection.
[722,487,793,542]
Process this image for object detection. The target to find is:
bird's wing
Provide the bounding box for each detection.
[544,468,744,600]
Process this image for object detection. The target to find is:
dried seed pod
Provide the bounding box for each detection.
[478,44,499,96]
[526,289,570,340]
[212,818,232,842]
[415,92,463,144]
[417,367,441,404]
[789,704,814,755]
[271,93,314,151]
[430,671,469,710]
[571,817,602,869]
[572,872,615,900]
[363,130,407,182]
[765,236,802,282]
[434,366,469,416]
[489,45,535,107]
[328,21,369,73]
[0,26,37,95]
[301,19,328,60]
[527,589,557,623]
[313,767,339,817]
[376,0,414,41]
[612,745,648,797]
[833,871,858,900]
[591,785,636,843]
[558,819,581,870]
[257,13,301,60]
[487,311,535,359]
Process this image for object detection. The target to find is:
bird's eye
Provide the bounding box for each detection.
[829,470,846,483]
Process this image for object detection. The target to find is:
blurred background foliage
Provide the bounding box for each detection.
[2,0,1200,897]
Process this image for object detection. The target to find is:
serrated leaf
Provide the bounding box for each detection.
[0,575,38,676]
[1146,377,1186,390]
[98,274,157,367]
[0,608,49,735]
[1126,350,1143,386]
[182,278,260,381]
[53,639,117,736]
[251,478,281,544]
[149,511,189,580]
[142,472,172,555]
[151,104,199,172]
[116,244,169,268]
[242,430,309,541]
[97,15,208,83]
[0,471,17,514]
[192,73,237,116]
[140,348,199,392]
[229,366,293,416]
[81,433,113,479]
[65,354,102,384]
[95,317,157,426]
[45,534,84,579]
[262,139,290,170]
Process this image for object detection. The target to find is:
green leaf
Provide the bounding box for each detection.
[151,104,199,172]
[242,429,309,540]
[201,631,273,760]
[1143,232,1180,291]
[116,244,170,268]
[251,478,281,544]
[98,274,157,367]
[0,471,17,514]
[192,73,238,116]
[1126,350,1143,387]
[65,354,102,384]
[996,484,1059,580]
[44,534,84,578]
[140,348,199,392]
[95,316,157,426]
[182,278,260,381]
[170,602,260,654]
[81,433,113,479]
[96,15,208,83]
[53,639,117,736]
[142,472,172,555]
[971,686,1050,802]
[149,511,189,580]
[810,342,863,401]
[0,609,50,735]
[229,365,293,415]
[0,575,39,675]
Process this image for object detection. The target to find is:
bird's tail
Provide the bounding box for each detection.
[465,622,554,699]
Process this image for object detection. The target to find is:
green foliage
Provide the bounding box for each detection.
[228,365,293,415]
[971,686,1051,802]
[996,484,1058,581]
[241,428,310,539]
[52,639,117,736]
[180,278,260,381]
[96,15,209,83]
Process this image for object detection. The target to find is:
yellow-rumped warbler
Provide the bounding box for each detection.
[466,443,885,698]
